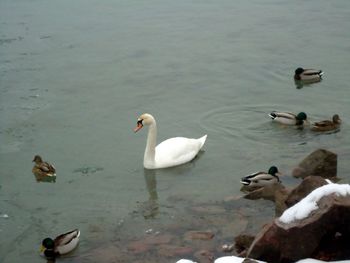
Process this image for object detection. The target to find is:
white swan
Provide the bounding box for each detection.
[134,113,207,169]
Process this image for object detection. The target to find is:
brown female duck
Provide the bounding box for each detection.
[311,114,341,132]
[32,155,56,177]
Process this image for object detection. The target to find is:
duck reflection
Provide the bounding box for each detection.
[142,169,159,219]
[294,78,322,89]
[33,173,56,183]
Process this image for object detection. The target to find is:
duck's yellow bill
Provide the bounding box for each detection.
[40,245,45,253]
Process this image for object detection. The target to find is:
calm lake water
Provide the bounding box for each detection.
[1,0,350,262]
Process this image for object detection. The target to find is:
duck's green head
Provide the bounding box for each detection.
[296,112,307,121]
[42,238,55,249]
[268,166,279,176]
[295,68,304,76]
[41,238,56,259]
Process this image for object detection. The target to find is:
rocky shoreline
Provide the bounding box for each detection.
[77,149,349,263]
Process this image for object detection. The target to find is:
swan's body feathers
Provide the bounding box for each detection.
[135,113,207,169]
[154,135,206,169]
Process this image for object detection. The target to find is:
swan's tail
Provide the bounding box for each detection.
[198,134,207,149]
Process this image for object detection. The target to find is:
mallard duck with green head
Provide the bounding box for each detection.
[269,111,307,126]
[294,67,323,82]
[32,155,56,177]
[240,166,281,187]
[40,229,80,260]
[311,114,341,132]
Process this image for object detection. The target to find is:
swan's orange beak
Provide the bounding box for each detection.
[134,122,143,133]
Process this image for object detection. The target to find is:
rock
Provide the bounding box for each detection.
[184,231,215,241]
[234,234,255,255]
[285,176,328,207]
[247,194,350,262]
[292,149,337,179]
[243,183,290,216]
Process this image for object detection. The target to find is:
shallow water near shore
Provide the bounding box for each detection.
[1,0,350,262]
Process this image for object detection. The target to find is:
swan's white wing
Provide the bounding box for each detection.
[155,137,203,168]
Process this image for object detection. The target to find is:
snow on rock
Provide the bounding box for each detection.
[295,259,350,263]
[279,184,350,224]
[177,257,350,263]
[214,256,266,263]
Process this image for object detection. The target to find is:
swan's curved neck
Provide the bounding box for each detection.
[144,121,157,167]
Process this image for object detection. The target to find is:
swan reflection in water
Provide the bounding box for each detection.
[142,169,159,219]
[140,150,206,219]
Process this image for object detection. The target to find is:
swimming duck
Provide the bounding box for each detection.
[311,114,341,132]
[32,155,56,177]
[269,111,307,126]
[134,113,207,169]
[294,68,323,82]
[40,229,80,259]
[240,166,281,187]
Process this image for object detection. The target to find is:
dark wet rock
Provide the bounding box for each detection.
[292,149,337,179]
[194,249,214,263]
[285,176,328,207]
[234,234,255,255]
[184,231,215,241]
[246,194,350,262]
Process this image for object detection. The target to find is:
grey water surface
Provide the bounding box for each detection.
[1,0,350,262]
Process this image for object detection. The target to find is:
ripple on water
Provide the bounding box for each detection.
[199,104,313,149]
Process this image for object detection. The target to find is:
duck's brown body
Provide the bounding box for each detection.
[311,114,341,132]
[32,155,56,177]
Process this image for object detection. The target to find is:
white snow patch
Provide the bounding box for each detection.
[177,257,350,263]
[279,184,350,224]
[214,256,266,263]
[296,259,350,263]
